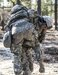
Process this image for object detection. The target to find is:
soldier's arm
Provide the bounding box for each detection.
[38,29,46,43]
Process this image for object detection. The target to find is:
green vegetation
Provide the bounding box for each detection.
[0,0,55,16]
[41,0,54,16]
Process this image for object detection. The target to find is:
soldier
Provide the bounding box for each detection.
[3,3,35,75]
[28,9,53,72]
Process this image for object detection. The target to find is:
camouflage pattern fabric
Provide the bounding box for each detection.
[8,4,34,75]
[13,44,23,75]
[28,9,53,73]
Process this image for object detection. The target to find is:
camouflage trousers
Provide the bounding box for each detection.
[21,47,33,75]
[11,44,33,75]
[34,43,45,73]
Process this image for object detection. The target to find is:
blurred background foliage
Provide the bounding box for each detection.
[7,0,54,16]
[41,0,54,16]
[0,0,55,17]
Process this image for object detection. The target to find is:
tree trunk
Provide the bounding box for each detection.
[37,0,41,15]
[55,0,57,30]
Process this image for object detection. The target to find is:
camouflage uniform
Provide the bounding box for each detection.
[28,9,53,72]
[11,44,22,75]
[6,4,35,75]
[11,33,35,75]
[28,9,47,72]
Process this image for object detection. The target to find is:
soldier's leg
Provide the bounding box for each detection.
[13,45,23,75]
[22,47,31,75]
[13,54,22,75]
[26,48,33,72]
[39,44,45,73]
[34,44,45,73]
[39,52,45,72]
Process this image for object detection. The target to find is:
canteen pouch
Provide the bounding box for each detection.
[3,31,11,48]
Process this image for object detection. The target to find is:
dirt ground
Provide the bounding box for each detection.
[0,45,58,75]
[0,26,58,75]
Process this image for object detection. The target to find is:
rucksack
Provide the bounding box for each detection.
[3,4,34,48]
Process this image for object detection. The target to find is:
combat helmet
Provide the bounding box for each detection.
[43,16,53,29]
